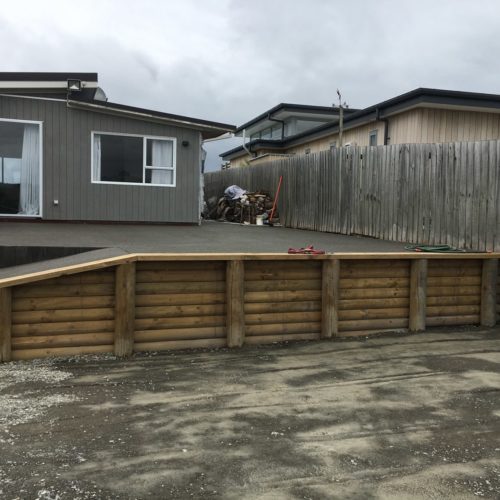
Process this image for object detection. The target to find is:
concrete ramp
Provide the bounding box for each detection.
[0,247,128,280]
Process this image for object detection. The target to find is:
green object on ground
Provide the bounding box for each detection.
[404,244,466,253]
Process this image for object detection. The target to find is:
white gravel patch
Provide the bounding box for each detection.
[0,359,77,430]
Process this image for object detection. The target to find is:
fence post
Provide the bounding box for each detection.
[480,258,498,327]
[409,259,427,332]
[321,259,340,338]
[0,287,12,362]
[226,260,245,347]
[114,263,136,357]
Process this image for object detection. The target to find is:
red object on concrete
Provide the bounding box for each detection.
[288,245,326,255]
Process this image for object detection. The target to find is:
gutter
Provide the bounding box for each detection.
[66,99,234,134]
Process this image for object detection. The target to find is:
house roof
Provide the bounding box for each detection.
[0,72,235,138]
[0,72,98,82]
[234,102,358,136]
[221,87,500,159]
[67,99,236,137]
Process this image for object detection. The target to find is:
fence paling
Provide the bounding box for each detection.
[205,141,500,252]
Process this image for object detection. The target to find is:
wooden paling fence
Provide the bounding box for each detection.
[0,253,499,362]
[204,141,500,252]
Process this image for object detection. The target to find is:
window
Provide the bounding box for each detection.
[305,147,311,155]
[369,130,378,147]
[92,132,176,187]
[0,119,42,216]
[329,141,336,152]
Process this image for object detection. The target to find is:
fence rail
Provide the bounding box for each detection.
[0,252,498,362]
[204,141,500,251]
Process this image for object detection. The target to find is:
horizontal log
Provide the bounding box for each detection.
[427,267,481,278]
[13,284,115,298]
[12,332,113,349]
[245,311,321,326]
[427,259,481,268]
[339,287,409,300]
[338,318,408,332]
[426,315,479,327]
[244,301,321,314]
[136,269,225,283]
[245,322,322,336]
[40,272,115,286]
[135,292,226,307]
[427,276,481,287]
[12,307,114,325]
[136,303,226,319]
[12,320,114,336]
[134,326,226,342]
[339,297,409,310]
[341,260,410,270]
[244,279,322,292]
[244,333,319,345]
[12,295,115,312]
[339,277,409,289]
[244,290,322,303]
[135,315,226,330]
[426,285,480,297]
[136,281,225,294]
[340,267,410,279]
[137,261,225,272]
[134,338,226,352]
[426,305,480,317]
[338,307,409,321]
[244,270,321,281]
[427,295,481,306]
[11,345,114,360]
[244,261,322,271]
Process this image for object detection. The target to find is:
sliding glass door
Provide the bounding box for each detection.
[0,119,42,216]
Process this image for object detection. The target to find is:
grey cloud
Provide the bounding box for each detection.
[1,0,500,170]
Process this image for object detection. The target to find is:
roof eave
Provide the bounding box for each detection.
[67,100,235,137]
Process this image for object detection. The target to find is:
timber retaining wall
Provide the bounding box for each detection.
[0,253,498,362]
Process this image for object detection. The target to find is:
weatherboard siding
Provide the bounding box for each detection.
[0,95,201,223]
[226,107,500,168]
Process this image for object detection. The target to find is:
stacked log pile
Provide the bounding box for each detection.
[206,190,280,225]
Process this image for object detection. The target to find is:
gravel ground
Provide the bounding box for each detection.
[0,328,499,499]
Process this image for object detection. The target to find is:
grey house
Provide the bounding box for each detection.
[0,72,234,223]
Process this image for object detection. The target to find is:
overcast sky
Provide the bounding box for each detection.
[2,0,500,170]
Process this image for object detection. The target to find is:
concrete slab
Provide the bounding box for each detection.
[0,220,406,253]
[1,328,499,499]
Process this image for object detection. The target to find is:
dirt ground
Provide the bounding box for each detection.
[1,328,499,500]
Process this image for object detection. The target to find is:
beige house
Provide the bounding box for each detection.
[221,88,500,167]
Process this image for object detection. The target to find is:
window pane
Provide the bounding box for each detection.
[99,135,143,183]
[146,139,173,168]
[145,168,173,185]
[0,121,40,215]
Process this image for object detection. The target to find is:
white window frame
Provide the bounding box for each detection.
[91,131,177,188]
[0,117,43,218]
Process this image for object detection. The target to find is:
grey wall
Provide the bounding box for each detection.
[0,95,201,223]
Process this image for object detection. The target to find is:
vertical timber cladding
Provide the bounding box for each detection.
[426,259,482,326]
[10,270,116,360]
[133,261,227,351]
[338,259,411,335]
[243,260,323,344]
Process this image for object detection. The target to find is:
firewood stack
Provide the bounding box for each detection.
[211,188,280,225]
